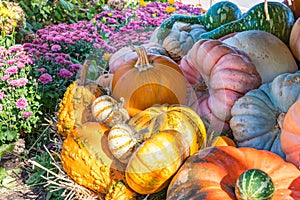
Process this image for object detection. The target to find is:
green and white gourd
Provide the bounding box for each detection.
[235,169,275,200]
[157,1,242,39]
[198,2,295,44]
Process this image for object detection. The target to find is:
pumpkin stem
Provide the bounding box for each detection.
[194,79,207,91]
[276,112,286,130]
[131,45,153,72]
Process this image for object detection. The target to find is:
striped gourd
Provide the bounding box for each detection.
[108,123,140,163]
[92,95,130,127]
[198,2,294,44]
[235,169,275,200]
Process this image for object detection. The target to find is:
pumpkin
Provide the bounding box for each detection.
[166,146,300,200]
[223,30,298,83]
[281,98,300,168]
[57,61,105,137]
[109,42,169,73]
[150,22,207,62]
[230,71,300,158]
[211,135,236,147]
[128,104,207,151]
[112,46,187,117]
[235,169,275,200]
[108,123,141,164]
[180,39,262,133]
[97,73,113,91]
[91,95,130,127]
[290,17,300,62]
[125,130,191,195]
[283,0,300,19]
[60,122,136,199]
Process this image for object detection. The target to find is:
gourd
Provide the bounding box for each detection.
[289,17,300,61]
[91,95,130,127]
[156,1,242,39]
[281,98,300,168]
[60,122,136,199]
[235,169,275,200]
[211,135,236,147]
[198,2,295,44]
[96,73,113,91]
[109,42,169,73]
[180,39,262,133]
[125,130,191,195]
[57,61,105,137]
[112,46,187,117]
[230,71,300,158]
[166,146,300,200]
[150,23,207,62]
[223,30,298,83]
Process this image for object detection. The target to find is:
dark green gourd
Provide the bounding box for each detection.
[198,2,295,44]
[157,1,242,39]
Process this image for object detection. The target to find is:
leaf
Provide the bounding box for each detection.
[0,144,15,158]
[0,167,8,185]
[59,0,74,12]
[86,60,101,81]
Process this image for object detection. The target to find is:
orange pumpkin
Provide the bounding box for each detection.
[112,46,187,116]
[281,98,300,168]
[167,146,300,199]
[283,0,300,19]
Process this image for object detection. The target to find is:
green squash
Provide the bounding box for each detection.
[230,71,300,158]
[235,169,275,200]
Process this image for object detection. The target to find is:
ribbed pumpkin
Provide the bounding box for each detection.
[150,22,207,62]
[109,42,169,73]
[112,46,187,117]
[289,17,300,61]
[91,95,130,127]
[180,39,262,133]
[57,62,105,137]
[60,122,136,199]
[230,71,300,158]
[125,130,191,195]
[166,146,300,200]
[281,98,300,168]
[223,30,298,83]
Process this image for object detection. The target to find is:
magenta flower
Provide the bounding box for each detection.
[17,62,25,68]
[0,104,2,113]
[38,73,53,84]
[9,79,20,87]
[5,66,18,75]
[93,43,101,48]
[38,68,46,73]
[59,68,73,78]
[51,44,62,51]
[1,74,10,81]
[19,78,28,86]
[23,111,32,118]
[16,98,28,110]
[0,92,5,100]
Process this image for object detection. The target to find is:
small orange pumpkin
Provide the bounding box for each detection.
[112,46,187,116]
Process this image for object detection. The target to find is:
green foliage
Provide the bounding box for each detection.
[14,0,105,32]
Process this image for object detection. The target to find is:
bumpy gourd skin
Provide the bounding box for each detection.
[157,1,242,40]
[198,2,295,44]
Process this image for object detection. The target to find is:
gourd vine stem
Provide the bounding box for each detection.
[264,0,270,21]
[276,112,286,130]
[79,60,91,85]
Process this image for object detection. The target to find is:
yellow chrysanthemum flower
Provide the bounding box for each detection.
[168,0,175,5]
[139,0,147,7]
[165,6,176,13]
[103,53,111,61]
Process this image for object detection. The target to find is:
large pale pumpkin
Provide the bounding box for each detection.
[112,46,187,116]
[289,17,300,61]
[166,146,300,200]
[57,61,105,137]
[150,22,207,62]
[223,30,298,83]
[230,71,300,158]
[281,98,300,168]
[180,39,262,133]
[60,122,136,199]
